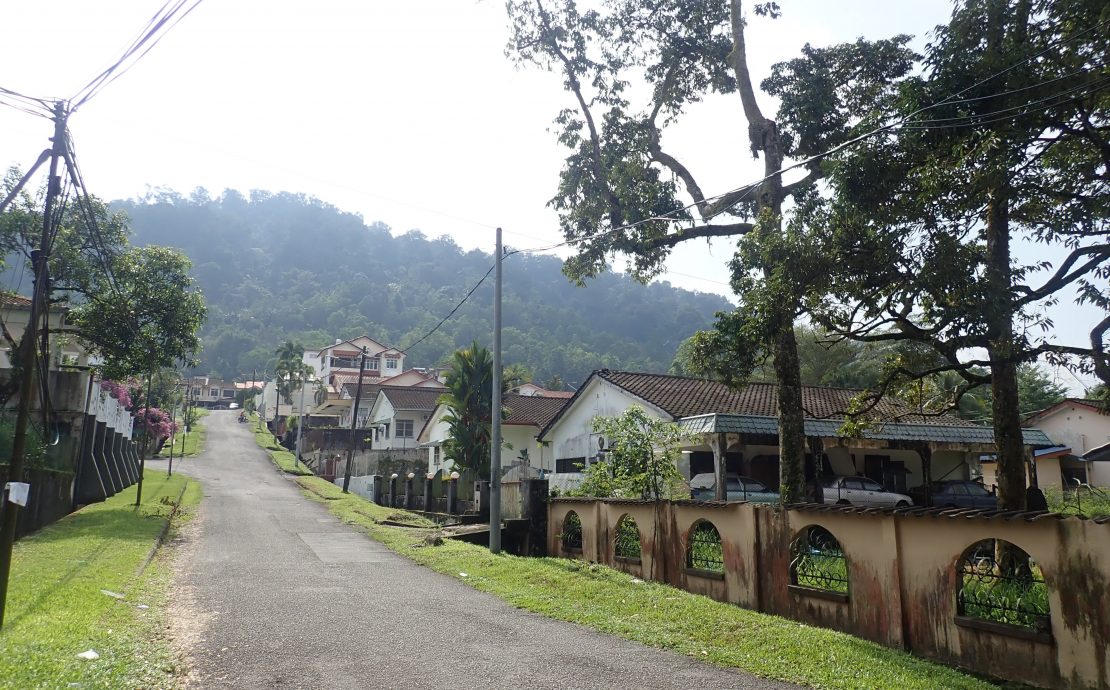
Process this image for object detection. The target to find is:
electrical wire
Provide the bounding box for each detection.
[398,262,498,353]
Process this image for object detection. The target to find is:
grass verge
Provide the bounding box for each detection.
[285,472,997,690]
[0,470,201,689]
[156,407,208,458]
[1044,486,1110,518]
[248,412,312,476]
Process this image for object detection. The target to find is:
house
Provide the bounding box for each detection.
[538,370,1055,497]
[335,369,446,429]
[511,382,574,399]
[1079,441,1110,486]
[418,393,568,476]
[1023,397,1110,456]
[316,336,406,387]
[0,293,90,369]
[187,376,238,408]
[365,386,445,450]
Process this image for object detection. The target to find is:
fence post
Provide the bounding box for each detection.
[370,474,383,505]
[521,479,549,556]
[388,473,398,508]
[423,473,434,512]
[476,480,490,521]
[404,473,415,509]
[447,471,459,514]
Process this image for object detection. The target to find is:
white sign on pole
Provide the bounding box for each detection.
[4,482,30,507]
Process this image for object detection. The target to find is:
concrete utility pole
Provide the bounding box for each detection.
[167,396,176,477]
[342,347,368,493]
[490,227,503,554]
[295,375,306,467]
[0,102,67,629]
[135,367,155,506]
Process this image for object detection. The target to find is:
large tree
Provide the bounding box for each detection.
[813,0,1109,508]
[507,0,915,500]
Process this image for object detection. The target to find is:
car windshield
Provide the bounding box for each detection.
[742,479,770,493]
[966,483,990,496]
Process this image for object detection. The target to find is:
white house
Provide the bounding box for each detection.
[0,293,90,369]
[418,393,568,476]
[187,376,238,408]
[335,369,445,429]
[366,386,445,450]
[316,336,406,387]
[538,369,1056,497]
[1022,398,1110,487]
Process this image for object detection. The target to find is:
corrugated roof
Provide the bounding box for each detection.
[379,386,444,411]
[503,394,567,427]
[679,413,1054,447]
[597,370,974,425]
[0,293,32,308]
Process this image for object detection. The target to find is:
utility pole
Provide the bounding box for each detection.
[167,396,176,477]
[342,347,368,493]
[295,374,307,468]
[490,227,503,554]
[0,102,67,629]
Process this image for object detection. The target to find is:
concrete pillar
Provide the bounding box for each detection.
[388,475,397,508]
[370,474,383,505]
[404,474,415,510]
[423,475,434,512]
[447,477,458,514]
[114,433,134,485]
[74,414,109,504]
[476,480,490,520]
[95,422,122,493]
[710,432,727,501]
[521,478,549,556]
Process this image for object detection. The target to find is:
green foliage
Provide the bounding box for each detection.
[68,246,207,380]
[440,343,502,480]
[568,406,688,500]
[111,191,728,385]
[273,339,312,404]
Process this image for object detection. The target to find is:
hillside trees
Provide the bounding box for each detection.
[813,0,1109,508]
[506,0,915,500]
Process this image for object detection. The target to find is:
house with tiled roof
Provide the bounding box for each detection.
[316,335,405,388]
[1022,397,1110,487]
[538,369,1054,497]
[418,393,569,476]
[365,386,447,450]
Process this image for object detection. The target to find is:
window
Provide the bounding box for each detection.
[860,478,883,492]
[686,520,724,573]
[222,390,234,398]
[209,388,218,398]
[433,446,442,466]
[191,387,200,396]
[329,356,361,368]
[790,526,848,595]
[367,357,381,370]
[385,358,398,370]
[556,457,584,473]
[396,419,414,438]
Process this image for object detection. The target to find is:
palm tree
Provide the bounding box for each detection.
[440,342,505,480]
[274,340,312,404]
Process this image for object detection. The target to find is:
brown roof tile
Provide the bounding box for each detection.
[596,370,974,426]
[503,394,568,427]
[379,386,445,412]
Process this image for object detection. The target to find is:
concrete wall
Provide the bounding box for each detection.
[549,499,1110,690]
[1034,405,1110,455]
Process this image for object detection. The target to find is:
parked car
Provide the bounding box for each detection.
[690,473,779,503]
[922,480,997,509]
[822,476,914,508]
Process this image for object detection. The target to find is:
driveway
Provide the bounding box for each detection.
[152,410,797,689]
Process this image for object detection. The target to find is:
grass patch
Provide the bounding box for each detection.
[1044,486,1110,518]
[248,412,312,476]
[287,473,995,690]
[0,470,201,689]
[155,407,209,459]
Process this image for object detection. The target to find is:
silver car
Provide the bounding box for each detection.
[690,473,779,503]
[822,476,914,508]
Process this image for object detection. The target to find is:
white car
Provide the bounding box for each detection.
[822,476,913,508]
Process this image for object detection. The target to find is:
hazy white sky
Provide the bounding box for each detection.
[0,0,1100,392]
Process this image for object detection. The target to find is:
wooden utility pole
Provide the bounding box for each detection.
[341,348,368,493]
[0,102,67,629]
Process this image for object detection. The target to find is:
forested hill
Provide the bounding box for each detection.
[112,190,732,387]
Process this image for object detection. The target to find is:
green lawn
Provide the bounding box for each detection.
[249,412,312,476]
[155,407,207,458]
[283,474,997,690]
[0,470,200,689]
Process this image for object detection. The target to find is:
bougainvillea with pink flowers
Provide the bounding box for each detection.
[134,406,177,442]
[99,379,133,410]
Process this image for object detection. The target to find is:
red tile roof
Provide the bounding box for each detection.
[0,293,32,308]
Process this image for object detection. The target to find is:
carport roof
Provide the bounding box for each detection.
[679,413,1055,447]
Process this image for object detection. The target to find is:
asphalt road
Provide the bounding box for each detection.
[152,410,797,690]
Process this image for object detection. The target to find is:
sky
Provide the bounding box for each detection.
[0,0,1101,393]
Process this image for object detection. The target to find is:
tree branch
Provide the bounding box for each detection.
[639,223,755,251]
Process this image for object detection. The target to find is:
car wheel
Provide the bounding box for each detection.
[895,500,910,508]
[836,499,850,505]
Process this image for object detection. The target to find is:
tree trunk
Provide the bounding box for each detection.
[774,324,807,502]
[985,191,1027,511]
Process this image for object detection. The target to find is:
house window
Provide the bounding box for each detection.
[222,390,234,398]
[396,419,413,438]
[434,446,442,466]
[368,357,381,370]
[209,388,218,398]
[385,358,398,370]
[556,457,585,473]
[191,387,200,396]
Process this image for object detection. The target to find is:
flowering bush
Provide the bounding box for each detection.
[99,379,133,409]
[134,405,176,441]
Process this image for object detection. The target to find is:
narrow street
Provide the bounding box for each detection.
[151,410,795,690]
